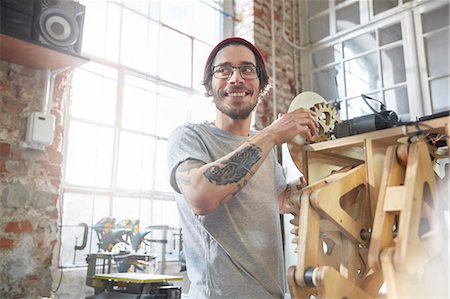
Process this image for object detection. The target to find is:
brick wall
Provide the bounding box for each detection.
[235,0,301,130]
[0,61,70,298]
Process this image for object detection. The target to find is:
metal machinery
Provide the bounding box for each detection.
[286,92,449,298]
[83,219,183,298]
[85,253,182,299]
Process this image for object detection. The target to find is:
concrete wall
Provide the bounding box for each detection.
[0,61,70,298]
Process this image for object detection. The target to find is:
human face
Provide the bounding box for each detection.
[211,45,261,120]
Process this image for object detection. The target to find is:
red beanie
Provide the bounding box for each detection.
[204,37,265,72]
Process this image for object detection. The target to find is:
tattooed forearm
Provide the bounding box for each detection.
[204,143,262,185]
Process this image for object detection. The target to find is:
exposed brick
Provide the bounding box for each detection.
[0,237,14,249]
[0,160,7,177]
[45,209,59,219]
[43,163,62,178]
[46,148,63,164]
[50,239,57,250]
[5,220,33,234]
[0,142,11,158]
[3,99,26,114]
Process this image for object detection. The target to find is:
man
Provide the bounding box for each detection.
[167,37,318,298]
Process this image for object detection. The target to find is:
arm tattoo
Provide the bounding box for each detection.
[204,143,262,185]
[176,160,205,189]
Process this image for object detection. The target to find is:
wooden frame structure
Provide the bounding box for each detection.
[287,116,449,298]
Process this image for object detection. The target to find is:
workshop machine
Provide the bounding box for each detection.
[285,91,449,299]
[85,218,183,298]
[85,252,182,299]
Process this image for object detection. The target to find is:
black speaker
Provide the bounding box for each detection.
[0,0,35,40]
[32,0,85,56]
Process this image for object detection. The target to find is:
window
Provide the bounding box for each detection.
[60,0,223,267]
[303,0,449,121]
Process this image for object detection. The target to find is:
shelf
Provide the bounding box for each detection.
[0,33,89,70]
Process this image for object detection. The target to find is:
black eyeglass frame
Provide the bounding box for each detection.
[211,65,260,80]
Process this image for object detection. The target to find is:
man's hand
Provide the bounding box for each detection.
[262,108,319,146]
[279,176,307,215]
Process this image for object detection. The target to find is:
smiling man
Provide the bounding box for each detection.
[167,37,318,299]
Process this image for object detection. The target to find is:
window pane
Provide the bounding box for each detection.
[159,27,192,86]
[149,1,160,20]
[152,200,179,227]
[155,140,172,192]
[421,3,449,34]
[373,0,398,16]
[112,197,141,223]
[155,87,189,138]
[117,132,155,190]
[61,193,92,265]
[425,29,449,78]
[379,23,402,46]
[384,87,409,120]
[121,10,159,74]
[190,94,216,123]
[122,75,157,133]
[65,121,114,188]
[343,32,376,58]
[160,1,193,35]
[347,96,378,119]
[193,41,213,92]
[344,53,380,97]
[308,0,329,17]
[121,1,150,16]
[313,64,344,101]
[382,46,406,86]
[61,193,110,265]
[430,77,450,113]
[139,199,152,228]
[309,14,330,43]
[336,2,360,32]
[312,44,341,67]
[71,64,117,124]
[81,1,120,61]
[192,1,222,44]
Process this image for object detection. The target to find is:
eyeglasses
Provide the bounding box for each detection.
[212,65,259,80]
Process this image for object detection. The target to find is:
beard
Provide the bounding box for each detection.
[214,99,258,119]
[213,87,259,120]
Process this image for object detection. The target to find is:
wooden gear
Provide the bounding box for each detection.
[286,115,449,299]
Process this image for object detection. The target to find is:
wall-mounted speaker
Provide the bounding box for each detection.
[0,0,35,40]
[0,0,85,56]
[32,0,85,56]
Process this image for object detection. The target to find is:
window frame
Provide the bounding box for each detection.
[60,0,226,268]
[301,0,449,121]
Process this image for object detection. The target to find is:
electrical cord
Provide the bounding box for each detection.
[360,94,386,111]
[360,94,417,127]
[358,94,448,144]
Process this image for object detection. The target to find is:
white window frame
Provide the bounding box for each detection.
[59,0,228,268]
[300,0,449,121]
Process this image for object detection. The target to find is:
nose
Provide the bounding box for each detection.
[227,67,245,84]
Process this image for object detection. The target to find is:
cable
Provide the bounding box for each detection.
[360,94,386,111]
[333,94,445,139]
[360,93,416,127]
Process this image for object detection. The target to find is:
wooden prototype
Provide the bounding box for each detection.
[287,116,449,299]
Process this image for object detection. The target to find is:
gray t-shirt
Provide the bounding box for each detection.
[167,121,287,299]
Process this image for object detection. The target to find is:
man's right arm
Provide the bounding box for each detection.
[174,134,274,215]
[174,107,319,215]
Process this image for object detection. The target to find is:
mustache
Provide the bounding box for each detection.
[220,85,253,96]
